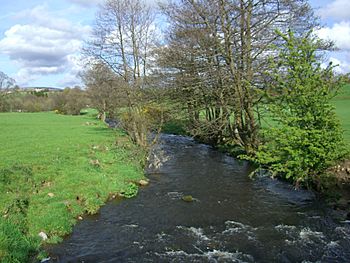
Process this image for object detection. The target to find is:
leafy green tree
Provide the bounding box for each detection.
[247,30,348,188]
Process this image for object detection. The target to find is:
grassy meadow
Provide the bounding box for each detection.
[333,84,350,144]
[0,112,145,262]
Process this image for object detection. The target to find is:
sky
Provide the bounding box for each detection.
[0,0,349,88]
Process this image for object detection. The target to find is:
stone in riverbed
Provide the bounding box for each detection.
[182,195,194,202]
[139,179,149,186]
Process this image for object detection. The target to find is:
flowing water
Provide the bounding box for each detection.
[47,135,350,262]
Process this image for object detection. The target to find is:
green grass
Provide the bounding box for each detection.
[333,84,350,144]
[0,112,145,262]
[258,84,350,144]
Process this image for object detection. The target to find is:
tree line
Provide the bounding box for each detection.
[81,0,348,187]
[0,79,88,115]
[1,0,348,187]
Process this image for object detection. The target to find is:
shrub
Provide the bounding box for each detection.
[119,104,169,149]
[245,30,348,187]
[52,87,88,115]
[122,183,138,198]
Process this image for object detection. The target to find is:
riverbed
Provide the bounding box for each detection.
[47,134,350,262]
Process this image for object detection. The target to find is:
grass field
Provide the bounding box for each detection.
[333,84,350,144]
[0,112,145,262]
[257,84,350,144]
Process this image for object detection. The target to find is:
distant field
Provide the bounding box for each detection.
[258,84,350,144]
[333,84,350,144]
[0,112,144,262]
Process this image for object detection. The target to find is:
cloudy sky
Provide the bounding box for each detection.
[0,0,349,88]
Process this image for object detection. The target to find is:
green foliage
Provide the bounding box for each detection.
[333,84,350,144]
[122,183,139,198]
[52,87,88,115]
[31,90,48,97]
[246,31,348,186]
[0,112,145,260]
[0,219,40,263]
[119,103,168,149]
[162,119,188,135]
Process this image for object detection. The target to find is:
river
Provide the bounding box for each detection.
[47,134,350,262]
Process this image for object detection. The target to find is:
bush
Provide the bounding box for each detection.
[52,87,88,115]
[119,104,169,149]
[245,30,348,187]
[122,183,138,198]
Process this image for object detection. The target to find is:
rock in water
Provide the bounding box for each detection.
[182,195,194,202]
[139,179,149,186]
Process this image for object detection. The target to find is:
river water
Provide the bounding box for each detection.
[48,135,350,262]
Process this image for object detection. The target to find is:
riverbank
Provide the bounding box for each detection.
[47,134,350,262]
[0,112,145,262]
[162,84,350,214]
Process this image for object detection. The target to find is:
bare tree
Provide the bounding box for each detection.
[159,0,316,153]
[85,0,155,86]
[0,71,16,112]
[81,63,128,122]
[84,0,162,148]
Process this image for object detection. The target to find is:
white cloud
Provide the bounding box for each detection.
[57,55,85,87]
[65,0,103,7]
[66,0,168,9]
[319,0,350,21]
[317,21,350,51]
[329,57,350,74]
[16,69,36,86]
[0,5,91,86]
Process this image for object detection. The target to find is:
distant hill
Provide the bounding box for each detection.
[21,87,63,92]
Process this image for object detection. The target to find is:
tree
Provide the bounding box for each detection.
[82,63,128,122]
[0,71,16,112]
[246,30,348,187]
[86,0,155,83]
[85,0,163,148]
[159,0,316,153]
[52,87,88,115]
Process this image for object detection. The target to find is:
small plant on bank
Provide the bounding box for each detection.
[245,30,348,188]
[122,183,139,198]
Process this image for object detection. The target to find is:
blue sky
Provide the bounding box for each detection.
[0,0,349,88]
